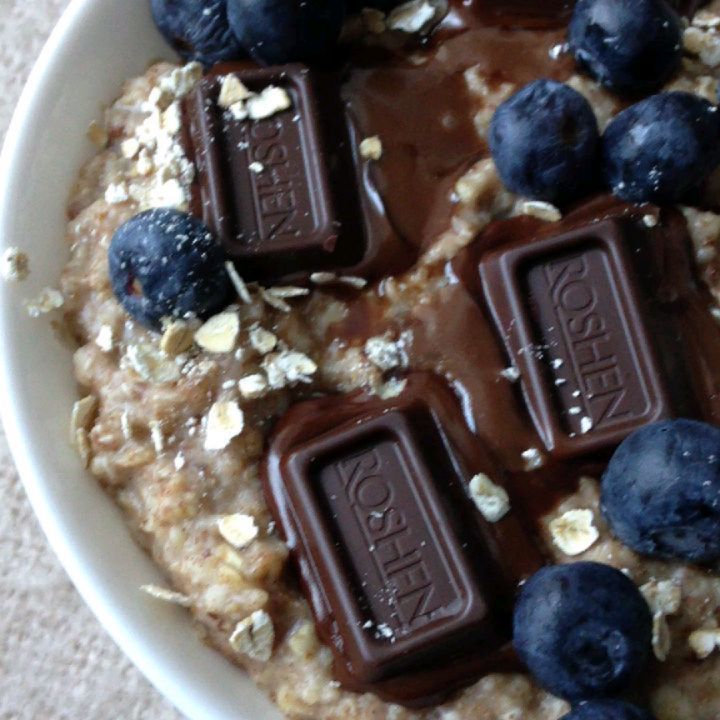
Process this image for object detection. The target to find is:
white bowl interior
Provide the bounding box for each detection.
[0,1,281,718]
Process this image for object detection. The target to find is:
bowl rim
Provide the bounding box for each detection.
[0,2,279,718]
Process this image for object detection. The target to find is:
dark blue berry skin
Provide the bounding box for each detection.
[109,209,231,331]
[227,0,346,66]
[603,92,720,205]
[568,0,682,94]
[488,79,600,205]
[513,563,652,702]
[151,0,244,67]
[562,700,657,720]
[601,419,720,563]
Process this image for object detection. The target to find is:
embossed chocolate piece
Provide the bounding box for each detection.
[182,63,410,284]
[480,219,675,458]
[264,373,544,706]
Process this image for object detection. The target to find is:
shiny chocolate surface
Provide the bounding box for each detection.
[264,373,544,706]
[480,220,674,457]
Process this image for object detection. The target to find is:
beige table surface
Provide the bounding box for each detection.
[0,2,183,717]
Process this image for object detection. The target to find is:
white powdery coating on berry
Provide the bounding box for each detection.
[468,474,511,523]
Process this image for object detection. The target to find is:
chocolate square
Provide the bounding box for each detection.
[480,219,673,458]
[264,373,544,706]
[182,64,366,282]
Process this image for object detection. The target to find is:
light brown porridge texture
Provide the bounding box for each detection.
[55,6,720,720]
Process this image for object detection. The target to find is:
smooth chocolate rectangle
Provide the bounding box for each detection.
[264,373,544,706]
[291,412,491,678]
[480,220,673,458]
[182,64,366,281]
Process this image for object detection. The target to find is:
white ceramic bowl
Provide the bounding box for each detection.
[0,1,281,718]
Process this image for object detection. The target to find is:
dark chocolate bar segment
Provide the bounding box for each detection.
[182,63,413,284]
[480,220,673,458]
[264,373,544,706]
[182,64,364,280]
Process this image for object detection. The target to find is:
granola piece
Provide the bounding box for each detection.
[25,288,64,317]
[229,610,275,662]
[205,400,245,451]
[195,312,240,353]
[160,320,195,356]
[218,514,260,549]
[468,473,511,523]
[1,247,29,282]
[689,628,720,659]
[140,584,192,607]
[360,136,383,161]
[549,509,600,556]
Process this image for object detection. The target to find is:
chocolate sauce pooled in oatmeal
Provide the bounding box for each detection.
[180,2,577,283]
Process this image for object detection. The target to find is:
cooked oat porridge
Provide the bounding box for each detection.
[18,0,720,718]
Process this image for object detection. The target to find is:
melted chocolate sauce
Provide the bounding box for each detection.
[343,14,572,250]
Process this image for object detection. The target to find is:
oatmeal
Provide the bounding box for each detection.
[45,0,720,718]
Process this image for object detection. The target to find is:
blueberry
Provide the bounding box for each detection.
[602,419,720,563]
[513,562,652,701]
[602,92,720,204]
[488,79,600,205]
[568,0,682,94]
[109,209,231,330]
[227,0,346,66]
[562,700,656,720]
[151,0,244,67]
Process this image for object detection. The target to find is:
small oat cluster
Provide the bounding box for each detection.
[100,62,203,213]
[69,395,99,468]
[217,74,292,122]
[359,136,383,161]
[468,473,510,523]
[25,287,64,318]
[364,332,411,372]
[359,0,445,36]
[1,247,29,282]
[683,9,720,68]
[229,609,275,662]
[549,507,600,557]
[640,578,682,662]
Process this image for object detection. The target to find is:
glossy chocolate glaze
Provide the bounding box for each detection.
[264,373,545,707]
[343,8,573,251]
